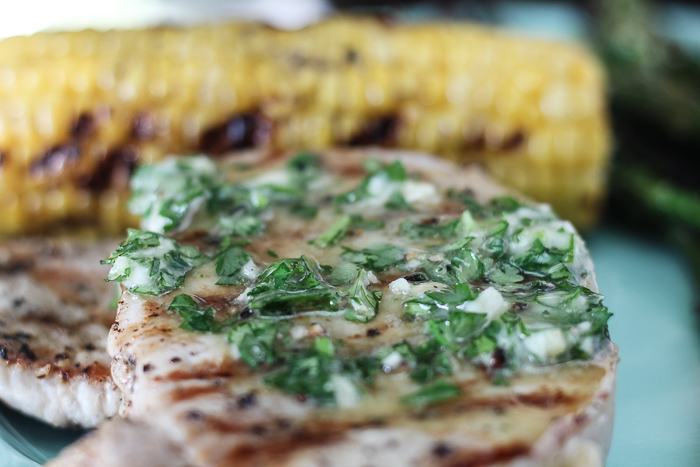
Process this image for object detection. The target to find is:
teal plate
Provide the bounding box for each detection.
[1,227,699,466]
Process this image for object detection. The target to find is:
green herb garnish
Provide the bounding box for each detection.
[129,156,219,233]
[404,283,477,319]
[102,229,207,295]
[334,160,408,205]
[400,381,462,406]
[264,337,338,405]
[341,244,405,272]
[215,243,252,286]
[311,215,352,248]
[228,321,280,369]
[247,256,341,316]
[168,294,228,333]
[343,269,382,323]
[287,152,322,187]
[512,236,575,281]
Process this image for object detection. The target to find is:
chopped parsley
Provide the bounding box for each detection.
[214,237,253,286]
[404,283,477,319]
[417,247,485,286]
[389,340,453,384]
[428,310,489,351]
[448,191,522,220]
[511,236,575,281]
[343,268,382,323]
[247,256,342,316]
[209,184,270,237]
[399,381,462,406]
[311,214,385,248]
[228,321,281,369]
[341,244,405,272]
[168,294,230,333]
[385,190,414,211]
[102,229,207,295]
[129,156,219,233]
[334,160,409,208]
[114,153,612,408]
[399,218,459,240]
[311,215,352,248]
[287,152,322,186]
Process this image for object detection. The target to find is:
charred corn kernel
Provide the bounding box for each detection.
[0,17,610,234]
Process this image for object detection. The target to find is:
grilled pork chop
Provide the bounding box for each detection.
[0,237,120,427]
[50,149,617,465]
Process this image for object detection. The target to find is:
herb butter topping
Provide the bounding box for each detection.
[104,152,611,407]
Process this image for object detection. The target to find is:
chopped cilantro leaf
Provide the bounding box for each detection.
[382,160,408,182]
[289,204,318,219]
[400,381,462,406]
[247,256,342,316]
[348,214,385,231]
[287,152,321,186]
[423,247,483,284]
[313,214,387,248]
[129,156,219,233]
[489,264,524,285]
[334,160,408,205]
[390,340,453,384]
[311,215,352,248]
[511,237,574,280]
[102,229,207,295]
[209,184,270,237]
[488,197,521,215]
[265,336,380,406]
[169,294,228,333]
[473,329,499,355]
[399,218,459,240]
[343,269,382,323]
[450,248,485,283]
[264,337,337,405]
[326,262,363,287]
[228,321,280,369]
[428,311,489,351]
[215,245,252,286]
[385,191,414,211]
[314,336,335,358]
[448,190,521,220]
[341,244,405,272]
[404,283,477,319]
[588,307,613,337]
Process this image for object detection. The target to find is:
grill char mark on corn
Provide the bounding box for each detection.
[0,17,610,234]
[81,145,139,191]
[200,112,271,155]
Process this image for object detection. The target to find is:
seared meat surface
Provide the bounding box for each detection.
[0,237,120,427]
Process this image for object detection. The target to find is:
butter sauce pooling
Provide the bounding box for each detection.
[103,152,611,407]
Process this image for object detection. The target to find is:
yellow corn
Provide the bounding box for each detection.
[0,17,610,234]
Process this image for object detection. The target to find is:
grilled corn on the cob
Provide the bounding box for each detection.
[0,17,610,234]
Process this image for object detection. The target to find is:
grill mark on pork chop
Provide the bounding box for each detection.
[442,442,531,467]
[170,384,223,403]
[220,425,531,466]
[0,237,121,427]
[0,327,112,380]
[221,426,346,464]
[160,363,252,382]
[163,368,598,452]
[29,268,113,318]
